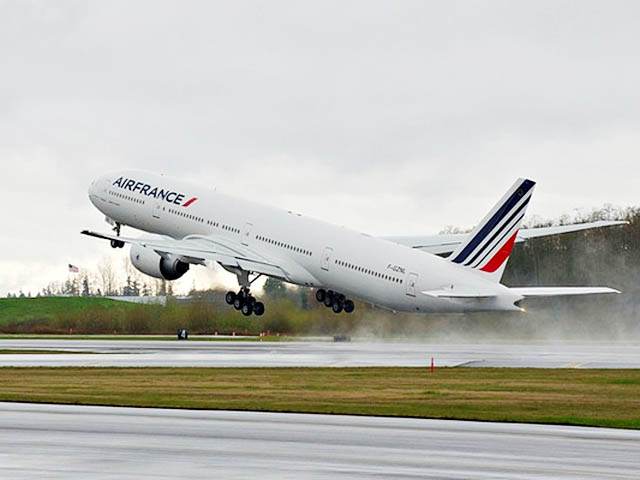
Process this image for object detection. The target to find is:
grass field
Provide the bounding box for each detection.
[1,367,639,429]
[0,297,310,336]
[0,297,136,324]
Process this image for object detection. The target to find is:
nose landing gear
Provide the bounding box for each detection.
[315,289,355,314]
[110,223,125,248]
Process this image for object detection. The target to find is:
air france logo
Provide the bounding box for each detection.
[112,177,197,207]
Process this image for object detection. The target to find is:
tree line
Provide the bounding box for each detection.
[6,257,173,299]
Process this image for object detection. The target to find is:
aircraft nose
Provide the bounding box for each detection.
[88,176,106,208]
[89,175,109,195]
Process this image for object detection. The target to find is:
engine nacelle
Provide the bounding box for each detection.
[129,244,189,281]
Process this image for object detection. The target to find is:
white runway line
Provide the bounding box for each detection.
[0,402,639,479]
[1,340,640,367]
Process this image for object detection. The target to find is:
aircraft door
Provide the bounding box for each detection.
[321,247,333,271]
[152,197,162,219]
[406,272,418,297]
[241,222,253,246]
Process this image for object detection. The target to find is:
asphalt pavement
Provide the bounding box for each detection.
[0,339,639,367]
[0,402,638,479]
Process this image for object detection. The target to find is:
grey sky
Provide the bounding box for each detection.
[1,1,639,295]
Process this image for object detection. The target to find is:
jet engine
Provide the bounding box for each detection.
[129,244,189,281]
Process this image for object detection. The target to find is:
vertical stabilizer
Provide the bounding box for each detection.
[449,178,536,281]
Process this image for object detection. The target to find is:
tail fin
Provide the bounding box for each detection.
[449,178,536,281]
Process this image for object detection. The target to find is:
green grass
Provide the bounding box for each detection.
[0,297,308,336]
[0,297,136,325]
[2,367,640,429]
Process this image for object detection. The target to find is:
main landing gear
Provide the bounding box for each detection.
[225,289,265,317]
[315,289,355,314]
[225,270,265,317]
[110,222,125,249]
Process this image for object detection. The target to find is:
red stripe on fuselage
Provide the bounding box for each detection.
[479,231,518,273]
[182,197,198,207]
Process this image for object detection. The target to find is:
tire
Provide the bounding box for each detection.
[343,299,355,313]
[253,302,265,316]
[247,295,256,306]
[241,303,253,316]
[110,239,119,249]
[233,298,243,310]
[225,291,236,305]
[323,295,333,307]
[315,289,326,302]
[332,301,343,314]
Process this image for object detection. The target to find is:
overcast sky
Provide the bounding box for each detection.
[1,0,639,295]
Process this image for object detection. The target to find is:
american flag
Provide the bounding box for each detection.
[68,264,79,273]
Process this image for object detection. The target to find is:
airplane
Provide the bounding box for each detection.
[83,171,623,316]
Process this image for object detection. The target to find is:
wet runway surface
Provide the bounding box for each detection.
[1,402,638,479]
[0,339,639,368]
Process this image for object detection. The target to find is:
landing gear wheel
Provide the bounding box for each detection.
[315,289,326,303]
[241,303,253,316]
[230,274,266,316]
[253,302,265,316]
[343,299,355,313]
[332,301,343,314]
[225,291,236,305]
[110,239,124,249]
[323,295,333,307]
[233,298,243,310]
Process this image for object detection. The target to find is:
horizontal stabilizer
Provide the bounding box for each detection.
[510,287,620,297]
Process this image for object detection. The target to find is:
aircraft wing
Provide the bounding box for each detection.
[381,220,627,255]
[81,230,293,280]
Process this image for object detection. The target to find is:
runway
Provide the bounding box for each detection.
[0,339,639,368]
[1,402,638,479]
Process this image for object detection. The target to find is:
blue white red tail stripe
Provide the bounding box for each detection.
[451,178,535,264]
[449,178,536,281]
[471,212,525,269]
[466,201,529,267]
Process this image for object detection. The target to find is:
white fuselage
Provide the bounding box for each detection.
[88,171,521,313]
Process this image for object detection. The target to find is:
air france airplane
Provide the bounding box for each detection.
[84,171,622,316]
